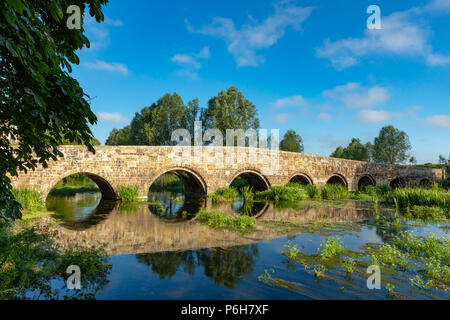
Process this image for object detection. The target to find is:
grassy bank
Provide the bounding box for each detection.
[49,185,100,197]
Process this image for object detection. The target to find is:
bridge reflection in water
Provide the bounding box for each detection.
[53,198,376,256]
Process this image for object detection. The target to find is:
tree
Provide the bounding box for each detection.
[200,86,259,145]
[330,138,371,162]
[1,0,108,220]
[106,93,199,146]
[279,130,304,153]
[105,126,131,146]
[409,156,417,165]
[371,125,411,164]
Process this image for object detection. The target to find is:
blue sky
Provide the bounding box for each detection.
[72,0,449,163]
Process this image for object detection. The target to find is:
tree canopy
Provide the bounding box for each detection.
[371,125,411,164]
[1,0,108,220]
[330,138,371,162]
[279,129,304,153]
[106,87,260,146]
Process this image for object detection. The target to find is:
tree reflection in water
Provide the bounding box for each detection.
[135,244,259,288]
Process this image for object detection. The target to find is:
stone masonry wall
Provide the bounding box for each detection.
[10,146,444,200]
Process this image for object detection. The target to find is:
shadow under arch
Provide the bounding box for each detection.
[390,177,406,188]
[288,173,313,185]
[358,174,376,189]
[46,171,119,200]
[229,169,270,192]
[326,174,348,188]
[150,167,207,195]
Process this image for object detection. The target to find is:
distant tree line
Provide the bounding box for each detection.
[330,125,412,165]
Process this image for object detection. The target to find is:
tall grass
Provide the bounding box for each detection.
[255,185,308,202]
[209,187,239,202]
[118,185,141,203]
[12,188,44,211]
[320,184,349,200]
[241,185,254,203]
[198,210,255,230]
[384,188,449,210]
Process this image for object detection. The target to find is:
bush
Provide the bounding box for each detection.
[12,188,44,211]
[118,185,141,202]
[320,184,349,200]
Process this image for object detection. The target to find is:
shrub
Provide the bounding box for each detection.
[12,188,44,211]
[118,185,140,202]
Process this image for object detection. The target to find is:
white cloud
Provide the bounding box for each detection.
[97,112,129,123]
[316,2,450,70]
[187,3,313,66]
[84,15,123,50]
[317,112,332,121]
[271,95,307,109]
[358,109,393,123]
[323,82,390,108]
[84,60,130,75]
[426,53,450,66]
[424,0,450,13]
[426,115,450,128]
[171,46,210,69]
[274,113,292,124]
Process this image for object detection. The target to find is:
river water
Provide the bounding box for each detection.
[44,190,449,300]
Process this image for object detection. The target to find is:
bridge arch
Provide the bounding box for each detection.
[45,171,119,200]
[229,169,270,192]
[390,177,406,188]
[419,178,431,187]
[288,173,313,185]
[358,175,376,189]
[326,174,348,188]
[149,166,207,195]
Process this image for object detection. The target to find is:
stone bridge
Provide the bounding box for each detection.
[11,146,444,200]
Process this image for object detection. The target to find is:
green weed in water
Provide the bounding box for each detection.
[318,237,344,259]
[118,185,141,203]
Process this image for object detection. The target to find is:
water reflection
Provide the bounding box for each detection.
[136,244,258,289]
[148,191,206,221]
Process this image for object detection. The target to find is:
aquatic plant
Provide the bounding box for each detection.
[241,185,254,203]
[209,187,239,202]
[342,257,356,275]
[305,184,320,199]
[320,184,349,200]
[118,185,141,202]
[283,240,299,259]
[198,210,256,230]
[255,185,308,202]
[318,237,344,259]
[0,222,111,299]
[12,188,44,211]
[384,188,449,210]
